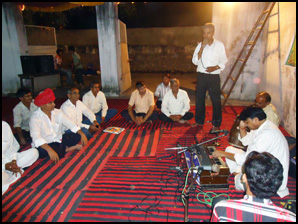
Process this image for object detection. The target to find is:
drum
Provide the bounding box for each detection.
[228,115,246,149]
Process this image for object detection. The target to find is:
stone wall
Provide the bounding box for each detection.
[56,26,203,73]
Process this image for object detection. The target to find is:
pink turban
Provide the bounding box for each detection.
[34,88,56,107]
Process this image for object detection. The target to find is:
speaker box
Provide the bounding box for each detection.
[20,55,54,75]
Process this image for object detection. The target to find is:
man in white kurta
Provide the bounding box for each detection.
[154,73,171,109]
[2,121,39,195]
[82,81,118,125]
[159,78,193,124]
[30,88,88,163]
[212,106,289,198]
[60,87,100,140]
[13,88,38,145]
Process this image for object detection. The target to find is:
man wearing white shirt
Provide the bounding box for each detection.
[2,121,39,195]
[121,81,158,125]
[192,23,228,133]
[60,87,100,140]
[13,88,38,145]
[82,81,118,125]
[154,73,171,110]
[159,78,193,124]
[30,88,88,163]
[212,106,289,198]
[254,92,280,127]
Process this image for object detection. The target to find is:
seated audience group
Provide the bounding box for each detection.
[3,73,296,221]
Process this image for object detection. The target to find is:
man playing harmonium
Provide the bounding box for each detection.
[212,105,289,198]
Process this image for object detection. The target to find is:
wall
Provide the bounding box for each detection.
[56,26,203,73]
[260,2,296,136]
[2,2,27,95]
[213,2,296,137]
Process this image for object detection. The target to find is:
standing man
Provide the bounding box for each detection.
[68,46,84,89]
[192,23,228,133]
[54,48,74,86]
[159,78,193,124]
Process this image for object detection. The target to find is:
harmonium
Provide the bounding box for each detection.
[184,145,230,190]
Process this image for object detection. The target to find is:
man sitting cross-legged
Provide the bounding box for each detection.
[121,81,158,125]
[30,88,88,163]
[159,78,194,124]
[60,87,100,140]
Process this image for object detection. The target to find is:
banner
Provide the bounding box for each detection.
[285,33,296,67]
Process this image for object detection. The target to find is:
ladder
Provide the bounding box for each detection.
[220,2,276,108]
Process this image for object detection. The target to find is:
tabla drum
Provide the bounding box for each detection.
[228,115,246,149]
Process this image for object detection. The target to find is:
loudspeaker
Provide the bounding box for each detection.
[20,56,38,74]
[20,55,54,75]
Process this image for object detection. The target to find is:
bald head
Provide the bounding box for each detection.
[255,92,271,108]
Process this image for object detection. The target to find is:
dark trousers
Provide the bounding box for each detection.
[37,132,81,159]
[121,110,158,122]
[195,72,222,127]
[159,112,194,122]
[75,68,84,85]
[156,100,162,109]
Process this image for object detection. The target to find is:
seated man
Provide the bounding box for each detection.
[154,73,171,110]
[211,151,296,222]
[30,88,88,163]
[13,88,38,145]
[212,106,289,198]
[60,87,100,140]
[54,48,74,86]
[82,81,118,126]
[254,91,280,126]
[159,78,193,124]
[121,81,158,125]
[2,121,39,195]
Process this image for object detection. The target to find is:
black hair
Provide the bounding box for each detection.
[16,88,31,98]
[136,81,145,89]
[56,48,63,54]
[67,86,79,95]
[239,105,267,121]
[243,151,283,198]
[163,73,171,79]
[68,46,75,52]
[90,80,100,88]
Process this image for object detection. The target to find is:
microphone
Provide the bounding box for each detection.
[191,164,220,173]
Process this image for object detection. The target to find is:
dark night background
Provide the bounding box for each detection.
[22,2,212,29]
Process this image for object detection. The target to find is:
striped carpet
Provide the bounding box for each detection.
[2,102,296,222]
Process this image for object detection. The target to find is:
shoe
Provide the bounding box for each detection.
[209,126,221,134]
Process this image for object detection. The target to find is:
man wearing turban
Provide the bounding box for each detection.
[30,88,88,162]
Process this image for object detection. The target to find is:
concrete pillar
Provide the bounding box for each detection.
[95,2,120,96]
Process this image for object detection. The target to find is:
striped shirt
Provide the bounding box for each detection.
[211,195,296,222]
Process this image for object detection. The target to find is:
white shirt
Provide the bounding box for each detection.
[236,120,289,198]
[192,39,228,74]
[60,99,96,130]
[13,101,38,131]
[82,90,108,117]
[263,104,280,126]
[29,108,80,148]
[161,89,191,117]
[128,89,155,114]
[154,82,171,101]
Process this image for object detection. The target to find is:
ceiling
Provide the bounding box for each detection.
[18,2,105,12]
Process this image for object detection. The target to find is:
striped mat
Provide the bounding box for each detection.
[70,127,296,222]
[2,103,296,222]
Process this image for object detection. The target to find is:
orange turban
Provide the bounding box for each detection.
[34,88,56,107]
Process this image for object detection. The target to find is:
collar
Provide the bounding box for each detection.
[244,195,273,205]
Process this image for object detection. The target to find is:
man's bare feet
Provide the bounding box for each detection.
[65,144,83,152]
